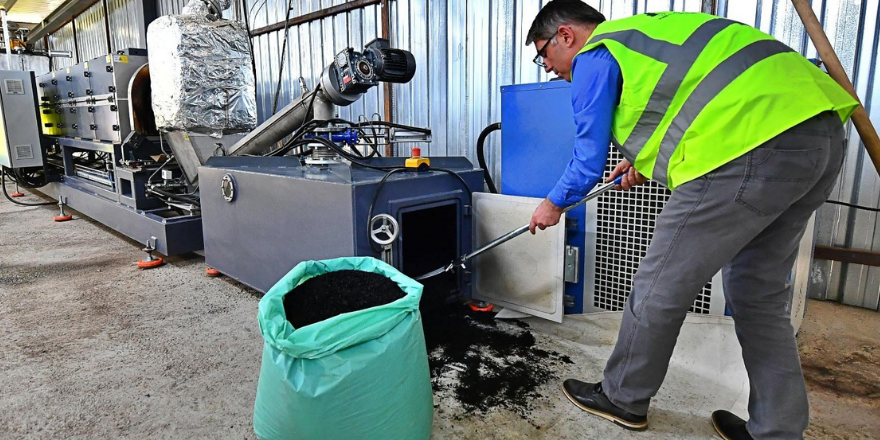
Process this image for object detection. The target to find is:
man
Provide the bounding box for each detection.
[525,1,858,439]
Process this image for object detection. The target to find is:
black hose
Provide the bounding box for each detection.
[432,167,474,199]
[355,120,432,134]
[356,127,382,157]
[367,168,409,252]
[366,166,474,253]
[1,169,55,206]
[241,0,258,90]
[476,122,501,193]
[270,0,295,116]
[3,165,47,189]
[274,118,428,160]
[307,136,400,171]
[825,199,880,212]
[146,186,200,206]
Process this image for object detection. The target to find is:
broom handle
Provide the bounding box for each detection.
[790,0,880,178]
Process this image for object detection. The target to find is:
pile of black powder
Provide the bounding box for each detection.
[422,305,573,419]
[283,270,406,328]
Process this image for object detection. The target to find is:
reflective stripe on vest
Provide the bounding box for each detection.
[653,39,794,185]
[586,18,800,185]
[578,13,857,189]
[587,18,740,184]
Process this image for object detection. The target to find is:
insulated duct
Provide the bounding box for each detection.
[147,0,257,138]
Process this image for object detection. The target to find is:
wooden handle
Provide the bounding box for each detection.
[791,0,880,178]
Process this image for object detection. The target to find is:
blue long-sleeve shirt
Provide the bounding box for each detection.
[547,47,622,208]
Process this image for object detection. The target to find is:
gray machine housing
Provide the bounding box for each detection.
[200,156,483,302]
[0,70,45,168]
[28,49,205,256]
[37,51,144,142]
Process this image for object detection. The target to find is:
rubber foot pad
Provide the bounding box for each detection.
[469,302,494,312]
[54,215,73,222]
[205,267,221,277]
[10,192,24,197]
[138,258,164,269]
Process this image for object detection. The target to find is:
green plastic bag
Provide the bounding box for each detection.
[253,257,433,440]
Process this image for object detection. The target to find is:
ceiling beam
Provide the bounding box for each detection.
[3,0,20,12]
[25,0,97,42]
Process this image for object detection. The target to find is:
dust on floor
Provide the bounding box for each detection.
[423,306,572,423]
[799,300,880,440]
[0,199,264,439]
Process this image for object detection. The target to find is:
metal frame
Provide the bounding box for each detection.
[28,51,202,257]
[39,179,203,255]
[250,0,382,36]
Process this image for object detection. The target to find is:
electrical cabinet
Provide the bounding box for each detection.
[0,70,44,168]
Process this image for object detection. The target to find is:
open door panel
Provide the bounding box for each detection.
[471,193,566,323]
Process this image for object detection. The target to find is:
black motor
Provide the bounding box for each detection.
[321,38,417,105]
[363,38,416,83]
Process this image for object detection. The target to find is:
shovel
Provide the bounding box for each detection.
[414,175,623,281]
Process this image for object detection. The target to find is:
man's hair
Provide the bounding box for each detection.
[526,0,606,45]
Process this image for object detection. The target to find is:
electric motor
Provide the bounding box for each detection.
[363,38,416,84]
[321,38,416,106]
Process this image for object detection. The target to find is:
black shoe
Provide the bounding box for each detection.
[562,379,648,431]
[711,410,754,440]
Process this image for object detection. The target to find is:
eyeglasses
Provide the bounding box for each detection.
[532,32,558,68]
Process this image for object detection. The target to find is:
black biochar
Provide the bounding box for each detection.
[422,305,573,419]
[283,270,405,329]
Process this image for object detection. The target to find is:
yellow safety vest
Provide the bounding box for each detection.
[577,12,858,189]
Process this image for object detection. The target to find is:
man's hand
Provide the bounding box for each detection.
[607,159,648,190]
[530,198,564,235]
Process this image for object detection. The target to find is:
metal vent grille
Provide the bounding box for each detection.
[14,145,34,160]
[594,149,713,314]
[4,79,24,95]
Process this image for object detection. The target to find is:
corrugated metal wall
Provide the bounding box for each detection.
[46,0,146,71]
[157,0,188,16]
[48,22,77,70]
[108,0,148,52]
[804,1,880,311]
[711,0,880,310]
[156,0,240,19]
[74,2,110,62]
[387,0,706,173]
[31,38,47,52]
[241,0,383,124]
[151,0,879,310]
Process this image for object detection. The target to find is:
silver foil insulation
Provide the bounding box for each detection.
[147,1,256,138]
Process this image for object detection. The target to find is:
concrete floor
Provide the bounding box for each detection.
[433,312,750,439]
[1,191,878,439]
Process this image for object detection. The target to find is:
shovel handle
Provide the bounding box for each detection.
[461,176,623,264]
[561,175,623,214]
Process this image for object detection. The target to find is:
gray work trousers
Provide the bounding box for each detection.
[601,111,845,440]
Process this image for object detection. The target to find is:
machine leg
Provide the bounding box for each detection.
[53,195,73,222]
[205,267,221,277]
[137,237,165,269]
[468,301,494,312]
[10,182,23,197]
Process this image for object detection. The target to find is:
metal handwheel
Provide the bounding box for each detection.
[370,214,399,264]
[370,214,399,246]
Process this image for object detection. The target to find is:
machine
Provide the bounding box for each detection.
[19,49,205,257]
[0,70,45,170]
[0,0,489,308]
[198,38,484,306]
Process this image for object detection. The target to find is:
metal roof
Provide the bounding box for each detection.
[0,0,68,26]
